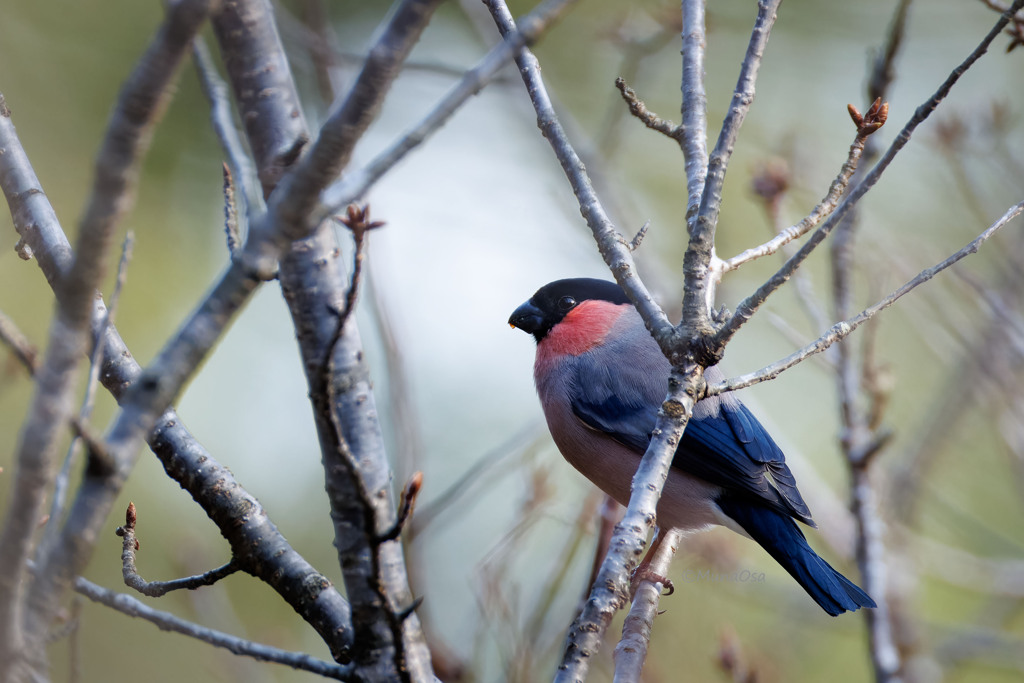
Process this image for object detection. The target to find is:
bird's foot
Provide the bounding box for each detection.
[630,564,674,598]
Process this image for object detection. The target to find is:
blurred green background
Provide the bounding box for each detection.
[1,0,1023,681]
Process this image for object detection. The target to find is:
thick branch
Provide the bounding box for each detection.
[0,88,355,669]
[0,2,213,676]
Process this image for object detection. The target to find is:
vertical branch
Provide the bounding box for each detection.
[211,0,309,197]
[0,2,213,677]
[214,0,440,678]
[832,5,913,681]
[679,0,708,220]
[613,528,683,681]
[684,0,782,339]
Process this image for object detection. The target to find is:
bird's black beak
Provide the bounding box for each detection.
[508,300,544,335]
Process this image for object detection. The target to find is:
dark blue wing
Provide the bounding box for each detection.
[570,356,813,525]
[571,390,655,454]
[678,395,813,524]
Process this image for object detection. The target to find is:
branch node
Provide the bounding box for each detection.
[375,471,423,544]
[394,595,424,623]
[614,77,684,141]
[628,221,650,252]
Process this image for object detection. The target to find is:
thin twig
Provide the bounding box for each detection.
[45,232,134,550]
[614,78,684,142]
[222,164,241,254]
[116,503,240,598]
[192,36,262,217]
[713,0,1024,350]
[723,132,870,272]
[409,421,546,535]
[73,577,353,680]
[709,200,1024,395]
[316,0,581,226]
[0,310,39,373]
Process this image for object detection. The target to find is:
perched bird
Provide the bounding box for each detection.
[508,278,875,616]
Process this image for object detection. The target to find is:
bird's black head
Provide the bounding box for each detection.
[508,278,630,342]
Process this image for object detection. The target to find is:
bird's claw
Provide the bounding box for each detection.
[630,567,675,597]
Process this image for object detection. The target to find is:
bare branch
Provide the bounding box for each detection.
[42,232,134,557]
[0,310,38,374]
[691,0,782,273]
[484,0,674,346]
[0,2,213,674]
[614,78,684,142]
[222,164,241,254]
[192,37,262,217]
[210,0,309,196]
[115,503,240,598]
[709,200,1024,395]
[723,131,869,271]
[316,0,580,225]
[73,578,353,680]
[613,528,683,681]
[269,0,445,241]
[713,0,1024,350]
[679,0,708,219]
[0,82,356,671]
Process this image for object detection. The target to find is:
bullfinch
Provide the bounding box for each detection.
[508,278,875,616]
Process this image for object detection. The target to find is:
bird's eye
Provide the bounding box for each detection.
[557,295,577,311]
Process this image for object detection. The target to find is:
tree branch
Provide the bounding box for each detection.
[115,503,241,598]
[713,0,1024,351]
[73,578,353,680]
[690,0,782,316]
[484,0,674,345]
[0,2,214,677]
[613,528,683,681]
[316,0,580,225]
[708,200,1024,395]
[1,71,356,672]
[679,0,708,220]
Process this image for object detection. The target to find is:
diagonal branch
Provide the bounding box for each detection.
[73,578,353,680]
[0,2,214,676]
[712,0,1024,352]
[708,200,1024,395]
[484,0,674,346]
[316,0,580,224]
[0,80,355,671]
